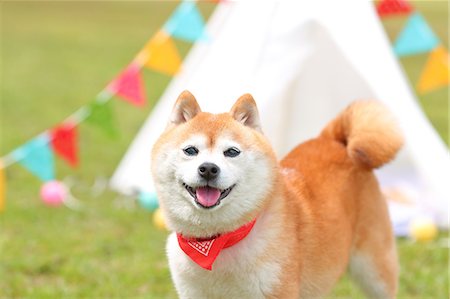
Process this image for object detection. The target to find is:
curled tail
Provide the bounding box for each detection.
[320,101,404,169]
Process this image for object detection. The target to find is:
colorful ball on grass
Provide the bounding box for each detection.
[409,217,438,242]
[40,180,67,206]
[138,191,159,211]
[153,208,167,230]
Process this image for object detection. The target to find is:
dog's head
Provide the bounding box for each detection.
[151,91,278,237]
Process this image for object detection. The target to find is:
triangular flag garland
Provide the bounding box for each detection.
[376,1,449,93]
[0,162,5,212]
[164,1,209,42]
[51,122,79,167]
[0,0,447,213]
[107,63,146,107]
[86,100,118,138]
[417,46,450,94]
[394,13,439,57]
[136,30,182,76]
[377,0,413,18]
[1,1,214,211]
[12,134,55,182]
[1,1,447,211]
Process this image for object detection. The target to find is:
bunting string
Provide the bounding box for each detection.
[0,1,211,210]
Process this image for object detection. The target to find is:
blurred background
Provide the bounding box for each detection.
[1,1,448,298]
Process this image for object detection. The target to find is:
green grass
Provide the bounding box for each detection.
[0,1,448,298]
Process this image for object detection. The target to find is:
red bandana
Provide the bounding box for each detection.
[177,219,257,271]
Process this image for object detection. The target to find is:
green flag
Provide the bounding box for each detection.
[86,100,118,138]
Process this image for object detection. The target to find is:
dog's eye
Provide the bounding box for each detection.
[183,146,199,156]
[224,147,240,158]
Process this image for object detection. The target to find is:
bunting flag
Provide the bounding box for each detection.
[394,13,439,57]
[13,134,55,182]
[164,2,208,42]
[107,63,146,106]
[417,46,450,94]
[136,31,182,76]
[51,122,78,167]
[86,100,118,138]
[0,162,5,212]
[376,0,413,17]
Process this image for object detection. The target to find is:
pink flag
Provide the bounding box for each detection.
[108,63,146,106]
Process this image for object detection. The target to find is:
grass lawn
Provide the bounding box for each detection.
[1,1,448,298]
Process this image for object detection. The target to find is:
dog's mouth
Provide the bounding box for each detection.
[182,183,235,209]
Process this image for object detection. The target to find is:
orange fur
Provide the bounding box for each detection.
[320,100,404,169]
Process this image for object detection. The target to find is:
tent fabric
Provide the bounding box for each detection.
[110,0,449,228]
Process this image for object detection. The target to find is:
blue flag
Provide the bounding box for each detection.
[13,134,55,181]
[164,2,208,42]
[394,13,439,57]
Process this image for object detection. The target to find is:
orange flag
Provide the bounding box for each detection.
[417,46,450,94]
[0,162,5,212]
[136,31,182,76]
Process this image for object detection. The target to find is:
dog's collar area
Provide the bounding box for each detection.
[176,218,257,271]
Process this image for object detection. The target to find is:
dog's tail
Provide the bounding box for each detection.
[320,101,404,169]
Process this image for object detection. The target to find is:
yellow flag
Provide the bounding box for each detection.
[0,162,5,212]
[136,30,182,76]
[417,46,450,94]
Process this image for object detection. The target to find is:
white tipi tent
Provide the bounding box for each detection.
[110,1,449,230]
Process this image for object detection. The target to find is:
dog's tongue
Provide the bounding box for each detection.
[196,187,221,207]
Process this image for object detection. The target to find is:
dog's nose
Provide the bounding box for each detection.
[198,162,220,180]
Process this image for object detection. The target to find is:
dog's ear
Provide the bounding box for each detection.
[170,90,201,125]
[230,94,262,133]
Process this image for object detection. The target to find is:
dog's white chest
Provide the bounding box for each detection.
[166,229,280,299]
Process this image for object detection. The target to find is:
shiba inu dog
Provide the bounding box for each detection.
[151,90,403,299]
